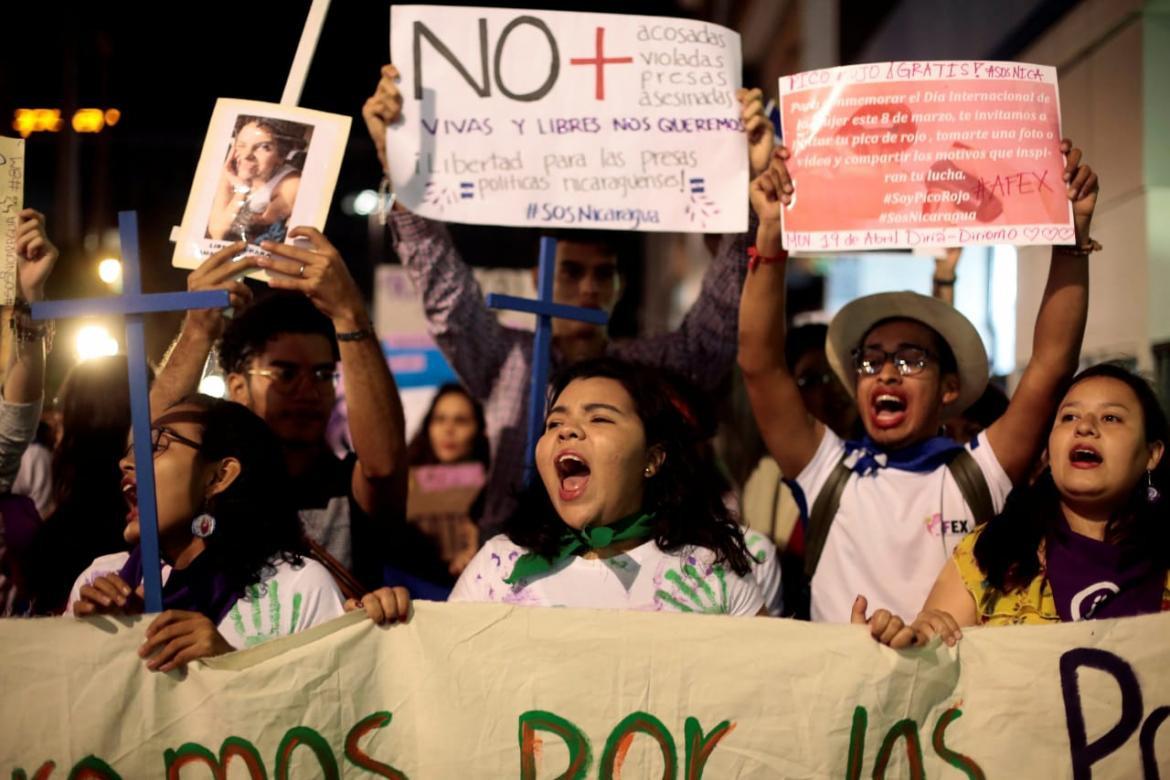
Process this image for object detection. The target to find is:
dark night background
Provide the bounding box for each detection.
[1,0,906,390]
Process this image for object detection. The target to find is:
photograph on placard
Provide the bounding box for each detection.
[172,99,350,273]
[205,114,313,244]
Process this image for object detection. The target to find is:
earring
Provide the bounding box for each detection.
[643,466,653,477]
[191,513,217,538]
[1148,471,1161,504]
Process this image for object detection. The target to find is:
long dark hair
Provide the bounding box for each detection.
[974,363,1170,591]
[52,355,132,512]
[504,358,753,576]
[405,383,490,468]
[28,356,136,612]
[172,395,307,594]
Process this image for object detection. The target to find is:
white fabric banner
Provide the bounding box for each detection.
[386,5,748,234]
[1,604,1167,777]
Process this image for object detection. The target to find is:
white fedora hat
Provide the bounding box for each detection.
[826,291,990,413]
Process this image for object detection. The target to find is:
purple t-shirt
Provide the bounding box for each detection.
[1046,521,1164,621]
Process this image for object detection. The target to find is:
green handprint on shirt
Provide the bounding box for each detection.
[655,562,730,614]
[745,531,769,564]
[227,581,304,647]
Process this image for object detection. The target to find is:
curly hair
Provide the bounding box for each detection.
[233,115,311,163]
[170,394,307,595]
[504,357,753,576]
[406,383,490,468]
[974,363,1170,592]
[218,291,339,375]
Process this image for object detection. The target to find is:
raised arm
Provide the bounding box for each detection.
[616,88,773,391]
[363,63,510,398]
[932,248,960,305]
[1,210,57,490]
[986,139,1096,484]
[259,228,408,516]
[150,242,256,413]
[4,210,56,405]
[738,149,824,477]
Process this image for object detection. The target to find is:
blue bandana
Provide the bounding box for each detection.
[843,435,963,476]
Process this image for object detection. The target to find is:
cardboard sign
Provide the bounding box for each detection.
[778,61,1074,253]
[172,99,350,273]
[2,605,1167,777]
[407,462,486,518]
[387,5,747,233]
[0,137,25,305]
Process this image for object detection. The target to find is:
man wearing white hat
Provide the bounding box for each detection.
[739,142,1099,625]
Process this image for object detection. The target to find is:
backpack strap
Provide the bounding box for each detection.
[945,449,995,527]
[803,457,854,578]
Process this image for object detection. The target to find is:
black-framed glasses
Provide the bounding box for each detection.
[795,371,835,389]
[246,365,338,393]
[124,426,203,459]
[852,346,934,377]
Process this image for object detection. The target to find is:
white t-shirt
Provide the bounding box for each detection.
[795,429,1012,623]
[450,534,765,616]
[66,552,345,649]
[744,528,783,616]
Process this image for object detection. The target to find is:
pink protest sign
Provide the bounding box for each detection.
[778,61,1074,253]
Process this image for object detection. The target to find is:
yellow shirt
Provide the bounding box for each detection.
[953,526,1170,625]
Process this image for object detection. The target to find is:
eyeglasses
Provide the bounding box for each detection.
[124,426,203,459]
[795,371,835,389]
[852,346,934,377]
[247,365,338,393]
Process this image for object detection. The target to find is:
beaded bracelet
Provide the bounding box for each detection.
[9,301,55,352]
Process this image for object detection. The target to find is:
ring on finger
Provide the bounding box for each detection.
[298,263,305,277]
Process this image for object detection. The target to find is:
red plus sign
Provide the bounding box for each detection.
[570,27,633,101]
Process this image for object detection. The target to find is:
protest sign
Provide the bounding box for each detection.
[386,5,747,233]
[778,61,1074,253]
[2,604,1167,777]
[408,462,486,518]
[172,99,350,273]
[0,137,25,305]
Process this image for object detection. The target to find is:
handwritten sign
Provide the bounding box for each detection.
[779,61,1074,253]
[387,5,747,233]
[2,605,1167,777]
[0,137,25,305]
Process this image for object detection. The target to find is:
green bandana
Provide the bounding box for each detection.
[503,512,657,585]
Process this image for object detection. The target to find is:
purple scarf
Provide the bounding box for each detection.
[1046,521,1165,621]
[118,546,243,625]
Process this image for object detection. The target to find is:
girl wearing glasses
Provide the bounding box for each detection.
[65,395,408,671]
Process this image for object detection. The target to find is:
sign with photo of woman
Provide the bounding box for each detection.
[172,99,350,274]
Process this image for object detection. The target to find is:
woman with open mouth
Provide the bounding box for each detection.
[65,395,408,671]
[870,363,1170,648]
[450,358,765,615]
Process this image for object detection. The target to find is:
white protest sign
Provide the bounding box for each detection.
[0,137,25,306]
[2,605,1168,777]
[387,5,747,233]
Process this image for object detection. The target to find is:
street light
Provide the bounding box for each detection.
[98,258,122,285]
[75,324,119,362]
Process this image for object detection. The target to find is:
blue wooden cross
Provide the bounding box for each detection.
[30,211,229,612]
[485,236,609,474]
